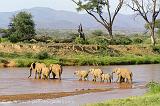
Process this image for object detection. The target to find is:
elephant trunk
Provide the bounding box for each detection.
[28,69,32,78]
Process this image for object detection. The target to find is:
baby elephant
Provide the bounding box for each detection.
[74,70,90,81]
[101,73,113,83]
[41,67,50,80]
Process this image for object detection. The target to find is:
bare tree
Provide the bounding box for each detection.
[127,0,160,46]
[72,0,124,38]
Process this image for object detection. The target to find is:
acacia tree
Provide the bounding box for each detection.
[127,0,160,46]
[72,0,124,38]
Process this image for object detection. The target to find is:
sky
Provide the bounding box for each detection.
[0,0,133,14]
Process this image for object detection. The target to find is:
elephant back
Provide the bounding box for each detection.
[50,64,62,73]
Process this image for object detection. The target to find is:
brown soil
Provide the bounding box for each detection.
[0,88,111,102]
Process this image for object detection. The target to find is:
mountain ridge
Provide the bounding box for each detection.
[0,7,147,31]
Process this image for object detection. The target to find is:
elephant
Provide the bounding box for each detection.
[74,70,90,81]
[28,62,46,79]
[41,67,51,80]
[49,64,63,80]
[101,73,113,83]
[89,68,103,82]
[112,68,133,83]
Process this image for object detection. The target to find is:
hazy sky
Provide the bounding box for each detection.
[0,0,132,14]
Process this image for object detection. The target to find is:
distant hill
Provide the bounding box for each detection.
[0,7,155,31]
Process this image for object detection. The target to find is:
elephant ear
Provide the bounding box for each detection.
[32,62,36,69]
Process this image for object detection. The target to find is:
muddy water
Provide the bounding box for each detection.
[0,64,160,106]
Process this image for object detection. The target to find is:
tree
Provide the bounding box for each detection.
[72,0,124,38]
[127,0,160,46]
[8,11,35,42]
[145,19,160,30]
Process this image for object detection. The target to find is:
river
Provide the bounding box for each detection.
[0,64,160,106]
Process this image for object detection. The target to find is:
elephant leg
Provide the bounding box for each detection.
[100,76,102,82]
[94,76,97,82]
[58,72,61,80]
[120,76,125,83]
[42,75,45,80]
[52,72,56,79]
[79,77,82,81]
[116,75,120,82]
[35,71,37,79]
[38,73,41,79]
[109,78,111,83]
[85,77,88,81]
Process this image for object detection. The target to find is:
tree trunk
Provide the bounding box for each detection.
[150,28,156,46]
[106,25,113,39]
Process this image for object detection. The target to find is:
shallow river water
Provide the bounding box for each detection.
[0,64,160,106]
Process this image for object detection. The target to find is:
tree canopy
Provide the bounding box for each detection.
[72,0,124,38]
[8,11,36,42]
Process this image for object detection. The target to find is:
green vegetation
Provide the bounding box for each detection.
[86,82,160,106]
[0,43,160,67]
[4,11,35,43]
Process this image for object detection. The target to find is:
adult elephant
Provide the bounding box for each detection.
[49,64,63,80]
[28,62,46,79]
[112,68,133,83]
[89,68,103,82]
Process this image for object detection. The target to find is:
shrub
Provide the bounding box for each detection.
[152,45,160,54]
[9,33,19,43]
[0,38,9,43]
[34,35,52,43]
[88,37,110,46]
[146,81,160,94]
[92,30,104,36]
[110,36,132,45]
[36,51,49,60]
[0,38,1,43]
[74,37,86,44]
[132,37,143,44]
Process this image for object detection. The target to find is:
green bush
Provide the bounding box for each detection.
[0,38,1,43]
[74,37,86,44]
[0,38,9,42]
[34,35,52,43]
[9,33,20,43]
[92,30,104,36]
[152,45,160,54]
[110,36,132,45]
[36,51,49,60]
[146,81,160,94]
[132,37,143,44]
[88,37,110,46]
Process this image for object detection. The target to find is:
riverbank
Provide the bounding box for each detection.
[0,88,111,102]
[0,43,160,67]
[86,82,160,106]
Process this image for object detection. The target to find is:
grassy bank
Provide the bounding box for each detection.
[0,43,160,67]
[1,53,160,67]
[86,82,160,106]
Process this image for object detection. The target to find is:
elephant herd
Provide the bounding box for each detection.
[28,62,62,80]
[28,62,133,83]
[74,68,133,83]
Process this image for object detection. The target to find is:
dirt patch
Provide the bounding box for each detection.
[0,88,111,102]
